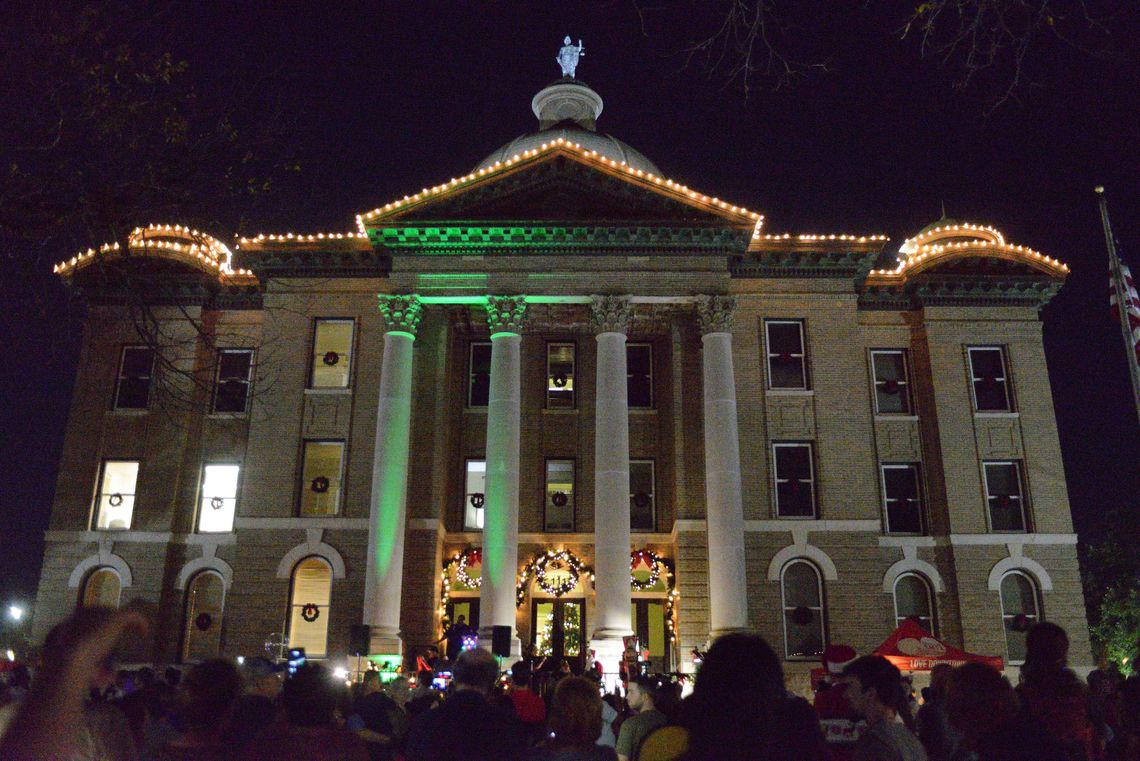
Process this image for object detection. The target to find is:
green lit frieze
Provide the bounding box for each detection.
[369,225,750,255]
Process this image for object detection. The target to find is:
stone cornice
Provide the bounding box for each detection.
[858,277,1063,310]
[730,248,880,278]
[236,245,389,278]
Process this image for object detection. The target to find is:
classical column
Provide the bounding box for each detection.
[478,295,527,657]
[589,296,635,682]
[697,295,749,637]
[363,295,424,657]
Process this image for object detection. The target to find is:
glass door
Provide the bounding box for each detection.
[532,599,585,672]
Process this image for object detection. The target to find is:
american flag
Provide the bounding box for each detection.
[1109,253,1140,365]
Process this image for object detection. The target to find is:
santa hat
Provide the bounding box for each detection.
[822,644,857,675]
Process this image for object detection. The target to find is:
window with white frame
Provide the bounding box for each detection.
[627,343,654,409]
[114,346,155,410]
[545,459,575,532]
[781,560,825,659]
[299,441,345,516]
[310,319,355,388]
[630,460,655,532]
[1000,571,1040,664]
[213,349,254,413]
[968,346,1012,412]
[546,342,575,409]
[287,557,332,657]
[773,443,816,518]
[468,342,492,407]
[765,320,808,389]
[464,459,486,530]
[198,464,240,533]
[881,464,924,535]
[871,350,911,414]
[93,460,140,530]
[983,461,1027,532]
[81,567,122,609]
[893,573,936,634]
[182,571,225,662]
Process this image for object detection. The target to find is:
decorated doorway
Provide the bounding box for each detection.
[532,599,586,672]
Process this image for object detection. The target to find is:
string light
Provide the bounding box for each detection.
[516,549,594,606]
[631,549,679,644]
[868,222,1068,280]
[53,224,255,281]
[238,231,368,245]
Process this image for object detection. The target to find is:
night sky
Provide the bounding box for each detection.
[2,3,1138,612]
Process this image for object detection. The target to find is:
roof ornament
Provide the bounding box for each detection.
[557,36,585,78]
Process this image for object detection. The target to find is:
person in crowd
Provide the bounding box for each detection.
[444,615,474,662]
[814,644,862,760]
[1016,622,1098,761]
[914,663,958,761]
[616,675,667,761]
[164,667,182,689]
[347,670,407,761]
[404,670,439,719]
[245,663,369,761]
[945,661,1066,761]
[507,660,547,745]
[671,632,827,761]
[1108,675,1140,760]
[146,659,243,761]
[223,656,283,754]
[530,675,617,760]
[839,655,927,761]
[1087,668,1121,751]
[404,647,524,761]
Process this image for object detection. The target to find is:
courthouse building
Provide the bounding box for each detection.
[33,55,1092,685]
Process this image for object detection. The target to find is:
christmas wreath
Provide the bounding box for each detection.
[322,351,340,366]
[882,379,900,395]
[108,493,124,507]
[553,372,569,388]
[535,552,585,597]
[632,492,651,508]
[195,612,213,631]
[469,493,485,509]
[301,603,321,623]
[210,496,225,510]
[456,547,483,589]
[777,352,795,364]
[1011,613,1033,632]
[630,550,662,591]
[311,476,330,494]
[551,491,569,508]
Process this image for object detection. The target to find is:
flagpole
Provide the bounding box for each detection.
[1096,186,1140,426]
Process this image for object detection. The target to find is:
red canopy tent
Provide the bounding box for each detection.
[873,619,1003,671]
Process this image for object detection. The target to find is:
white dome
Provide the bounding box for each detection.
[474,126,661,175]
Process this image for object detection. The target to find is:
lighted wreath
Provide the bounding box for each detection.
[311,476,330,494]
[516,550,593,606]
[108,493,124,507]
[210,496,225,510]
[551,491,569,508]
[301,603,321,623]
[630,549,663,591]
[322,351,340,366]
[195,612,213,631]
[456,547,483,589]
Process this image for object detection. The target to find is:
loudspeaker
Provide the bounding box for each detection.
[349,624,371,656]
[491,625,512,657]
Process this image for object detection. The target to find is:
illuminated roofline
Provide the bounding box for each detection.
[53,223,255,282]
[868,235,1069,283]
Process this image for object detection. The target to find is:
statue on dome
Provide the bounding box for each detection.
[556,36,584,78]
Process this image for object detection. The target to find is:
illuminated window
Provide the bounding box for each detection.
[893,573,936,634]
[546,342,576,409]
[871,350,911,414]
[881,464,924,535]
[213,349,254,413]
[114,346,155,410]
[983,461,1027,532]
[287,557,332,658]
[310,319,354,388]
[781,560,825,660]
[1000,571,1040,664]
[81,567,121,609]
[630,460,655,531]
[198,464,240,533]
[299,441,344,516]
[627,344,654,409]
[545,459,575,532]
[468,342,492,407]
[765,320,808,390]
[182,571,225,662]
[93,460,139,530]
[773,443,816,518]
[968,347,1012,412]
[464,459,486,530]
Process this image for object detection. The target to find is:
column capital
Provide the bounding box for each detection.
[377,294,423,336]
[590,295,633,334]
[485,295,528,334]
[696,295,736,335]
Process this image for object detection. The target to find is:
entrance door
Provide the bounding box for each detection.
[631,599,671,673]
[532,599,585,672]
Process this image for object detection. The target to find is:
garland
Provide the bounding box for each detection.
[439,547,482,634]
[456,547,483,589]
[516,549,594,606]
[631,548,680,646]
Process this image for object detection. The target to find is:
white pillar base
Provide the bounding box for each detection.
[368,626,403,658]
[590,637,628,694]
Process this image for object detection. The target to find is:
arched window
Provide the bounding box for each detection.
[288,556,332,657]
[1000,571,1040,664]
[81,567,122,609]
[182,571,226,662]
[893,573,936,635]
[781,560,825,660]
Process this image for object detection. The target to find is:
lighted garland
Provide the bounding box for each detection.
[439,546,482,634]
[631,548,680,646]
[455,547,483,589]
[516,549,594,606]
[630,549,664,591]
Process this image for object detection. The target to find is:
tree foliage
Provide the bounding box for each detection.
[1082,506,1140,673]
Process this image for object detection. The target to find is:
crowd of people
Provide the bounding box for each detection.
[1,607,1138,760]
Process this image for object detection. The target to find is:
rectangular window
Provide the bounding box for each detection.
[968,347,1012,412]
[310,319,354,388]
[630,460,656,532]
[984,461,1028,532]
[468,342,492,407]
[198,464,240,533]
[881,464,924,535]
[773,443,816,518]
[765,320,808,390]
[464,459,486,530]
[546,342,576,409]
[212,349,254,413]
[93,460,140,530]
[299,441,345,516]
[871,350,911,414]
[545,459,575,532]
[627,343,654,409]
[113,346,155,410]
